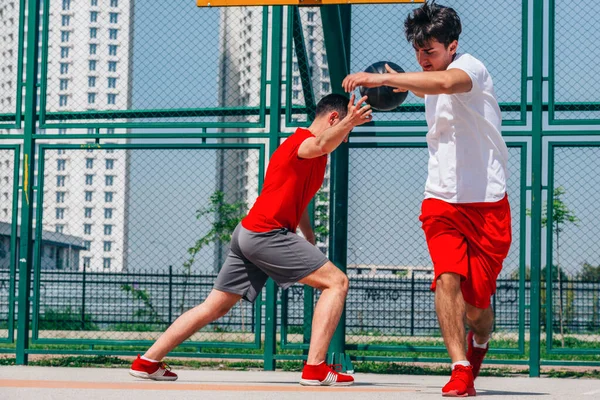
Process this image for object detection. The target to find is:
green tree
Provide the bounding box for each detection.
[527,186,578,347]
[313,189,329,246]
[578,262,600,281]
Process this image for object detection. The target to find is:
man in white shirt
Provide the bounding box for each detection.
[343,1,512,397]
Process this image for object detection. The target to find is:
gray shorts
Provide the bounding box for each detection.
[214,223,329,302]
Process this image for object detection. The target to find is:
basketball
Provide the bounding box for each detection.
[359,61,408,111]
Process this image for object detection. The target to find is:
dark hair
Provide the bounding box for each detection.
[315,93,348,120]
[404,1,462,48]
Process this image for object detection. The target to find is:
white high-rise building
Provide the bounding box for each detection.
[0,0,133,272]
[213,8,331,270]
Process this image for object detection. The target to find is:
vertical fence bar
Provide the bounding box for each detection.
[168,265,173,325]
[529,0,544,378]
[15,0,41,365]
[263,5,284,371]
[81,264,87,330]
[410,274,415,337]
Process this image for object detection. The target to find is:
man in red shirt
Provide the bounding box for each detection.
[129,93,372,386]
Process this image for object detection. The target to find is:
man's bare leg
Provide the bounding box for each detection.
[435,272,467,363]
[144,289,242,361]
[298,261,349,365]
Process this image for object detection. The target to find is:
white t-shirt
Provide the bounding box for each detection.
[424,53,508,203]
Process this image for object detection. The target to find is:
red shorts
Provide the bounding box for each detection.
[419,195,512,309]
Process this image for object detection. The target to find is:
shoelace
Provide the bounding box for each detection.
[328,363,343,373]
[159,361,172,371]
[448,367,470,384]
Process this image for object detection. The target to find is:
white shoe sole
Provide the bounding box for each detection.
[129,369,178,381]
[299,379,353,386]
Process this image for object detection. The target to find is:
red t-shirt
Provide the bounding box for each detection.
[242,128,327,232]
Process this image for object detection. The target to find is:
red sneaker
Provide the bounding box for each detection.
[129,354,178,381]
[441,364,476,397]
[466,331,488,379]
[300,361,354,386]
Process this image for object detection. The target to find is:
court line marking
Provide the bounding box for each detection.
[0,379,417,392]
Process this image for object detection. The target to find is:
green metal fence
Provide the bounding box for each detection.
[1,0,600,376]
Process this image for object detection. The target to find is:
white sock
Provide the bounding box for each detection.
[452,360,471,370]
[473,336,490,349]
[141,355,159,363]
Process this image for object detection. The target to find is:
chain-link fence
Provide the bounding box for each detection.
[2,0,600,370]
[546,144,600,352]
[550,1,600,123]
[28,144,262,347]
[0,146,18,342]
[39,2,268,129]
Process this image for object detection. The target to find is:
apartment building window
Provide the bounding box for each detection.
[56,192,65,203]
[109,28,118,40]
[61,15,70,26]
[61,31,70,42]
[85,191,93,202]
[293,76,300,85]
[86,158,94,169]
[89,60,97,71]
[62,0,71,10]
[91,0,98,5]
[105,175,114,186]
[292,90,299,100]
[55,225,64,233]
[85,174,94,185]
[84,208,93,218]
[104,208,113,219]
[108,61,117,72]
[84,240,92,250]
[84,224,92,235]
[59,79,68,90]
[322,82,330,92]
[108,77,117,88]
[88,76,96,88]
[109,13,119,23]
[110,0,118,6]
[322,53,327,64]
[107,94,116,104]
[57,160,66,171]
[90,12,98,23]
[56,208,65,219]
[88,93,96,104]
[104,224,112,235]
[83,257,91,269]
[60,47,69,58]
[103,241,112,252]
[57,175,66,186]
[103,258,111,269]
[108,45,118,56]
[60,63,69,74]
[90,27,97,39]
[307,11,315,22]
[321,68,329,77]
[105,159,114,169]
[105,192,113,202]
[89,43,97,55]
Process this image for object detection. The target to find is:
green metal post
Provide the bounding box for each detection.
[321,4,352,373]
[263,5,284,371]
[529,0,544,378]
[16,0,41,365]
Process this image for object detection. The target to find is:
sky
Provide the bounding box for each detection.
[118,1,600,277]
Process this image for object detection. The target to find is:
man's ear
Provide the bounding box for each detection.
[329,111,339,125]
[449,40,458,55]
